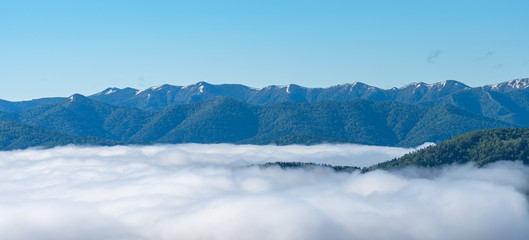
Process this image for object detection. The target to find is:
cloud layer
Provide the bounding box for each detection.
[0,144,528,240]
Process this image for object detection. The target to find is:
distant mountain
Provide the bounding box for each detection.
[87,78,529,127]
[424,83,529,127]
[0,97,65,112]
[1,77,529,129]
[1,79,527,112]
[485,78,529,92]
[88,80,474,110]
[371,128,529,170]
[0,95,514,149]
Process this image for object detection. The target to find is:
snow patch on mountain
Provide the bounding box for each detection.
[488,78,529,91]
[104,89,117,95]
[135,89,147,95]
[77,78,528,111]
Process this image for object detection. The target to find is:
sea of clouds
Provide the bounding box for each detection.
[0,143,528,240]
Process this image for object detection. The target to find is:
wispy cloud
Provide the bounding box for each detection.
[137,75,153,88]
[0,144,527,239]
[476,51,494,61]
[427,50,442,63]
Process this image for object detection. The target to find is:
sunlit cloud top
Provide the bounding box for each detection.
[0,144,528,239]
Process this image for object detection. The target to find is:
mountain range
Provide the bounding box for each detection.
[2,78,529,126]
[0,78,528,150]
[0,94,513,150]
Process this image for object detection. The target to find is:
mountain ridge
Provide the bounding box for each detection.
[2,78,527,111]
[0,95,515,150]
[79,77,529,127]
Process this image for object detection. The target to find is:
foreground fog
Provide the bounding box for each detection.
[0,144,528,240]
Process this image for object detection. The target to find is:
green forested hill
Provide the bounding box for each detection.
[0,95,517,150]
[257,162,360,172]
[0,120,119,150]
[372,128,529,170]
[243,100,513,147]
[424,87,529,127]
[12,94,153,141]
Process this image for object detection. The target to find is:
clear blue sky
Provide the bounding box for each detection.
[1,0,528,101]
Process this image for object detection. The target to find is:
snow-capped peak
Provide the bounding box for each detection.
[68,94,85,102]
[400,80,469,91]
[400,82,429,89]
[488,78,529,91]
[135,87,149,95]
[105,89,118,95]
[349,82,369,88]
[150,85,163,91]
[432,80,470,90]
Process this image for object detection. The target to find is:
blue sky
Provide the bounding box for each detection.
[1,0,528,101]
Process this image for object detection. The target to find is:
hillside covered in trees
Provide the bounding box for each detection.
[0,95,515,150]
[0,120,119,150]
[372,128,529,170]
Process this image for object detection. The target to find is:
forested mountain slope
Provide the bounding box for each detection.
[0,119,118,150]
[0,95,515,149]
[372,128,529,170]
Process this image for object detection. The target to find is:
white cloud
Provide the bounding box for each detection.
[0,144,527,240]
